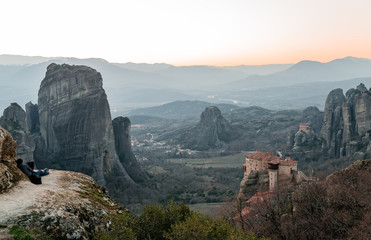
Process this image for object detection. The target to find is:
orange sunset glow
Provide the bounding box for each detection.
[1,0,371,65]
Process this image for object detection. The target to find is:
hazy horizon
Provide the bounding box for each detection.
[0,53,370,67]
[1,0,371,66]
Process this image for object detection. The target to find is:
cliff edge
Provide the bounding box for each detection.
[0,127,125,240]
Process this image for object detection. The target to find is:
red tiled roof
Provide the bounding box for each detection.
[246,151,281,162]
[279,159,297,166]
[246,151,297,166]
[299,125,311,128]
[236,191,273,218]
[269,159,281,165]
[246,191,272,204]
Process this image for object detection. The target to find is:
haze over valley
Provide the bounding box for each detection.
[1,0,371,239]
[1,55,371,116]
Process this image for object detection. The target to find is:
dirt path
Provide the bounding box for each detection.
[0,170,60,224]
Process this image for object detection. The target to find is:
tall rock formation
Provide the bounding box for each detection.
[112,116,147,182]
[0,103,35,162]
[182,106,239,150]
[319,83,371,159]
[321,89,345,157]
[36,63,133,185]
[25,101,40,134]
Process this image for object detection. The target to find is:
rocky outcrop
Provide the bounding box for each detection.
[321,88,345,157]
[35,63,133,185]
[25,102,40,134]
[301,106,323,133]
[0,103,35,162]
[342,88,361,143]
[181,106,239,150]
[354,91,371,135]
[0,103,27,131]
[0,169,126,240]
[0,128,128,240]
[237,170,268,201]
[112,117,147,182]
[0,127,26,193]
[319,83,371,158]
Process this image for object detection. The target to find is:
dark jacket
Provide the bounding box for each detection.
[17,163,34,178]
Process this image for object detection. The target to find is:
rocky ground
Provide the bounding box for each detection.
[0,169,124,239]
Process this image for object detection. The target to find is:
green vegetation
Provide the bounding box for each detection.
[9,226,34,240]
[95,202,264,240]
[108,153,245,212]
[140,160,243,205]
[166,152,246,168]
[8,225,52,240]
[164,213,262,240]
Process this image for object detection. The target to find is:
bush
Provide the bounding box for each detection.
[95,210,136,240]
[164,212,263,240]
[134,201,191,240]
[96,201,263,240]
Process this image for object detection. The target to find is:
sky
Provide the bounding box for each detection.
[1,0,371,66]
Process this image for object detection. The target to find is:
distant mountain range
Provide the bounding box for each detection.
[127,100,239,120]
[224,57,371,91]
[0,54,371,114]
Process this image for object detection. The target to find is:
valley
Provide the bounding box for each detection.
[0,56,370,239]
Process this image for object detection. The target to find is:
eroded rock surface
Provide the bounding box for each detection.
[321,88,345,157]
[237,170,268,202]
[0,127,26,193]
[0,103,35,162]
[36,63,132,185]
[0,170,125,240]
[181,106,239,150]
[320,83,371,158]
[112,117,147,182]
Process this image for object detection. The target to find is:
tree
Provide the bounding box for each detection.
[164,212,263,240]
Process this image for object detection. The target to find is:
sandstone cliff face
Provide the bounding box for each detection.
[237,170,268,201]
[36,63,132,185]
[112,117,147,182]
[25,101,40,134]
[354,91,371,135]
[319,83,371,159]
[0,103,35,162]
[0,127,26,193]
[182,106,239,150]
[321,88,345,157]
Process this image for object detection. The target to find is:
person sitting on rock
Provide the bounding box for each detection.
[16,158,49,184]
